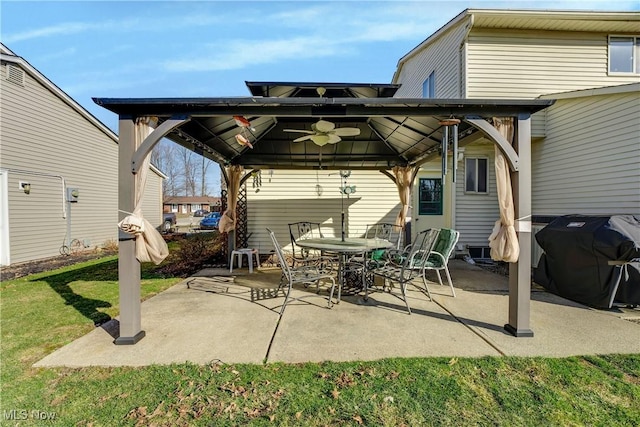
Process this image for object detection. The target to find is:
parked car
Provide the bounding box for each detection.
[200,212,221,230]
[162,212,177,233]
[193,209,209,217]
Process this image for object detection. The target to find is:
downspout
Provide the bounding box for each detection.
[4,168,67,218]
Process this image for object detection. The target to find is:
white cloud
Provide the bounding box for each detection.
[163,35,346,72]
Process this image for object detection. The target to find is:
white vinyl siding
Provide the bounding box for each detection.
[466,29,640,99]
[394,20,468,98]
[454,143,499,249]
[247,170,402,254]
[0,60,163,264]
[532,89,640,215]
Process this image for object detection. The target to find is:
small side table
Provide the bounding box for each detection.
[230,248,260,273]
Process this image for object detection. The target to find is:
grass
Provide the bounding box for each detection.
[1,255,639,426]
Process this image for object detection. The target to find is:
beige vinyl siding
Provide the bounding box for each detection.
[6,172,68,262]
[454,143,499,249]
[1,60,165,264]
[246,170,401,254]
[466,29,640,99]
[532,90,640,215]
[1,63,118,262]
[140,173,163,227]
[394,19,469,98]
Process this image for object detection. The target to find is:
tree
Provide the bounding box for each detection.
[151,139,219,198]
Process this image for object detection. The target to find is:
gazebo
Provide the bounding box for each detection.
[94,82,553,344]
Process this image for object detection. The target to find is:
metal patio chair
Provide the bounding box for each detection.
[267,228,337,315]
[367,228,440,314]
[288,221,326,264]
[422,228,459,297]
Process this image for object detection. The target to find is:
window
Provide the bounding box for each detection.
[422,71,435,98]
[171,204,178,213]
[609,36,640,73]
[465,158,488,194]
[418,178,443,215]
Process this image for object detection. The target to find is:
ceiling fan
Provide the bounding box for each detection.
[284,120,360,146]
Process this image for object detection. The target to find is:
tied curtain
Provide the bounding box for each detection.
[392,165,414,228]
[218,165,244,233]
[117,117,169,265]
[488,117,520,263]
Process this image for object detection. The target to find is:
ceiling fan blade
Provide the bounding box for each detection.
[333,127,361,137]
[326,134,342,144]
[293,135,313,142]
[314,120,335,133]
[284,129,314,134]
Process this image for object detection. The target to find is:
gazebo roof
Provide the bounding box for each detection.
[94,82,553,170]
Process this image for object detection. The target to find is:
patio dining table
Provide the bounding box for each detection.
[296,237,393,301]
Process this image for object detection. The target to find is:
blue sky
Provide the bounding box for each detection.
[3,0,638,133]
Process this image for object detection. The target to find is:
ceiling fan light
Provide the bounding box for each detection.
[311,134,330,146]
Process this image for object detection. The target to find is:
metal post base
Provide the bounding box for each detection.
[504,324,534,337]
[114,330,146,345]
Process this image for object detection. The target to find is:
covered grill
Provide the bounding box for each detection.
[534,215,640,308]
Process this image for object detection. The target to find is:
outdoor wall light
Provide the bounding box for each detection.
[20,181,31,194]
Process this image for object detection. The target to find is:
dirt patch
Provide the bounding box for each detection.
[1,250,117,281]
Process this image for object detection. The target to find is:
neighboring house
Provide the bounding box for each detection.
[392,9,640,258]
[0,44,165,266]
[163,196,222,215]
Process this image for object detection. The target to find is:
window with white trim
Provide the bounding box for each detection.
[465,158,488,194]
[422,71,435,98]
[609,36,640,74]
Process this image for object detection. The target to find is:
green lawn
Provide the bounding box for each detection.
[1,255,639,426]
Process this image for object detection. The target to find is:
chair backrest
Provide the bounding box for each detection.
[364,223,404,261]
[289,222,323,258]
[365,223,403,249]
[403,228,440,280]
[432,228,460,261]
[267,228,292,282]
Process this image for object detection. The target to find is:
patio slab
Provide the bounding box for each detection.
[34,261,639,368]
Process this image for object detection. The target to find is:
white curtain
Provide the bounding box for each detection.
[218,165,244,233]
[488,117,519,263]
[392,165,414,229]
[117,117,169,265]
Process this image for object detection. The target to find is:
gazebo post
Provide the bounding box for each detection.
[505,113,534,337]
[115,117,145,345]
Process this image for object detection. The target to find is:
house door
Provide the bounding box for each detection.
[413,170,452,236]
[0,170,10,266]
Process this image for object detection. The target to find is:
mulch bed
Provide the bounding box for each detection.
[1,250,117,281]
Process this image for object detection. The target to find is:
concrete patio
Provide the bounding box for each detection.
[35,260,640,368]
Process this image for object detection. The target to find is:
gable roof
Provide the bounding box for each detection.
[0,43,118,143]
[1,43,167,179]
[394,9,640,82]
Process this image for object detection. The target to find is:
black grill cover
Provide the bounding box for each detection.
[533,215,640,308]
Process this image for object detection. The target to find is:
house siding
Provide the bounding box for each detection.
[454,143,499,249]
[394,18,469,98]
[466,29,640,99]
[532,89,640,215]
[140,172,163,227]
[246,170,401,254]
[0,60,163,264]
